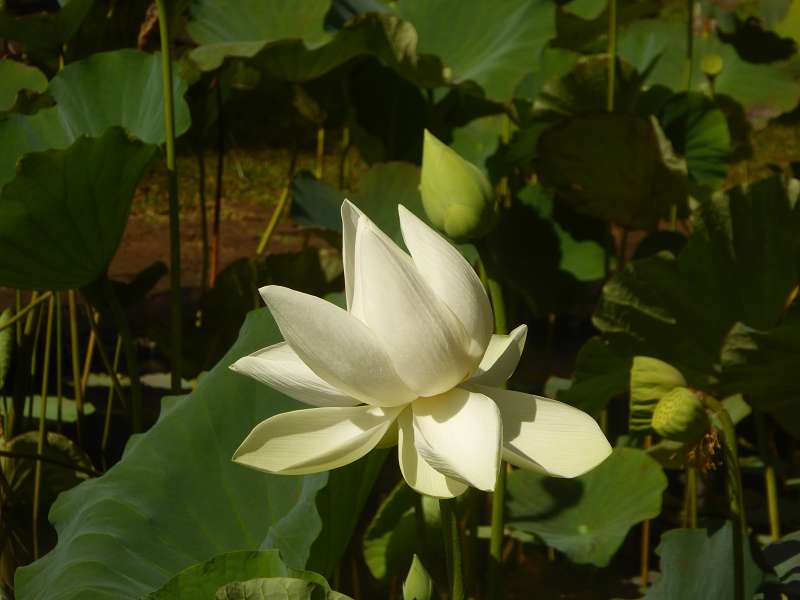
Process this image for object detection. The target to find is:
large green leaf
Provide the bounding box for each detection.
[0,49,190,186]
[535,113,688,229]
[644,522,763,599]
[618,20,800,120]
[394,0,556,101]
[145,550,332,599]
[15,308,342,599]
[568,175,800,412]
[506,448,666,567]
[0,59,46,112]
[0,128,155,290]
[658,92,731,189]
[186,0,443,86]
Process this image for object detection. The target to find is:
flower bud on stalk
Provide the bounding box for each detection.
[651,386,711,445]
[420,129,498,241]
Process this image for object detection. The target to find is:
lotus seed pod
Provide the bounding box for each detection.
[651,387,710,444]
[420,129,498,241]
[702,54,723,78]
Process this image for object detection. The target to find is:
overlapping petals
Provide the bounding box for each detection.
[231,200,612,497]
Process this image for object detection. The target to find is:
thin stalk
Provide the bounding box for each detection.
[15,290,21,345]
[640,434,653,587]
[80,296,129,418]
[315,127,325,179]
[32,294,54,559]
[439,498,465,600]
[210,82,224,287]
[28,293,46,426]
[684,0,695,91]
[103,276,144,432]
[339,126,351,189]
[257,142,299,255]
[197,148,210,294]
[155,0,183,393]
[0,291,52,334]
[478,249,508,599]
[67,290,84,445]
[80,311,97,395]
[755,412,781,540]
[701,394,745,600]
[606,0,618,113]
[102,336,123,452]
[683,466,698,528]
[55,292,63,432]
[412,493,428,560]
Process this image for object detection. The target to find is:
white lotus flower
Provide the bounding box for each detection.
[230,200,611,498]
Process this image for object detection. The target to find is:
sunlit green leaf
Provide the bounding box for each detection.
[214,577,353,600]
[507,448,667,567]
[644,522,763,599]
[0,129,155,290]
[14,308,356,599]
[0,59,47,111]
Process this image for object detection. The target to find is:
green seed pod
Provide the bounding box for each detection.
[651,387,710,444]
[420,129,498,241]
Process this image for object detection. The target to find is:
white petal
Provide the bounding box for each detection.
[468,324,528,386]
[230,342,359,408]
[474,384,612,478]
[233,405,401,475]
[397,408,468,498]
[341,199,364,311]
[398,205,493,361]
[260,285,416,407]
[411,387,501,491]
[351,218,473,397]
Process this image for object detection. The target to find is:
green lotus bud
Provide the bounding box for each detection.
[702,54,723,79]
[651,387,710,444]
[420,129,498,241]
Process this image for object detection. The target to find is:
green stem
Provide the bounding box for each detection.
[80,296,129,421]
[67,290,84,445]
[606,0,617,113]
[103,277,144,432]
[32,294,54,559]
[702,394,745,600]
[684,466,698,528]
[257,141,299,255]
[55,292,63,432]
[685,0,694,91]
[102,336,123,452]
[0,292,52,334]
[755,412,781,539]
[412,493,428,563]
[478,248,508,598]
[155,0,182,393]
[439,498,465,600]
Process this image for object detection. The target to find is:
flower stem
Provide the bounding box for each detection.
[439,497,465,600]
[210,82,224,287]
[155,0,182,393]
[102,275,144,432]
[701,394,745,600]
[684,0,695,91]
[67,290,84,445]
[683,465,698,528]
[32,293,54,559]
[477,249,508,598]
[606,0,617,113]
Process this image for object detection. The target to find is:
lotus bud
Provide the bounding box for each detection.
[702,54,723,79]
[420,129,498,241]
[651,387,710,444]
